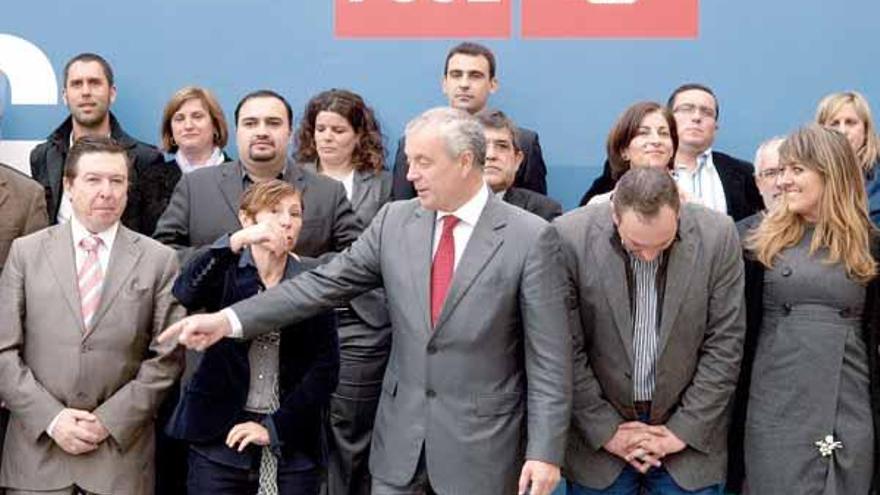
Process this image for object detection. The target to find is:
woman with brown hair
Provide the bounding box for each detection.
[294,89,391,495]
[740,125,878,494]
[582,101,678,205]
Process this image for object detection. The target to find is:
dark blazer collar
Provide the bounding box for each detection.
[48,113,138,150]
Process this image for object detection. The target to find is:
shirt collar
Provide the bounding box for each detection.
[675,148,714,174]
[437,183,490,227]
[70,214,119,251]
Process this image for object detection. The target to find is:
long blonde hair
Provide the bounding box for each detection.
[815,91,880,173]
[747,125,876,284]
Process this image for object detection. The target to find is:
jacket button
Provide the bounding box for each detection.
[426,389,436,398]
[839,308,851,318]
[427,344,437,355]
[782,303,792,315]
[781,267,793,277]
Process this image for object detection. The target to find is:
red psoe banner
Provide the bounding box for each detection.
[335,0,511,39]
[521,0,699,39]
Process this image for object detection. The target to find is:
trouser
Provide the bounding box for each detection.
[326,311,390,495]
[187,449,321,495]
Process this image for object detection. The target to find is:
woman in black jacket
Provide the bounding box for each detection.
[167,179,339,494]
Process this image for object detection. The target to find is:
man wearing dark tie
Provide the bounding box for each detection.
[160,107,572,495]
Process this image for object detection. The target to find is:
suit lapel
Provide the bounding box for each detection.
[350,170,371,212]
[86,227,142,339]
[217,162,245,219]
[43,223,86,334]
[591,224,634,365]
[432,198,504,332]
[405,206,435,334]
[655,216,698,357]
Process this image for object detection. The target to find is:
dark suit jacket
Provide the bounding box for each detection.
[578,153,763,222]
[229,196,572,495]
[29,114,165,234]
[503,187,562,221]
[139,154,231,237]
[0,163,48,269]
[726,232,880,493]
[555,203,745,491]
[391,126,547,199]
[153,158,363,263]
[167,237,338,464]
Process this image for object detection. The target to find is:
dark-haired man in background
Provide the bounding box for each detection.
[30,52,164,234]
[392,42,548,198]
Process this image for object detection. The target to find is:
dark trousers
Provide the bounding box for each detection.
[187,448,321,495]
[155,382,188,495]
[326,314,390,495]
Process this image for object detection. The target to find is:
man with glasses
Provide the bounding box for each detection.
[667,83,763,221]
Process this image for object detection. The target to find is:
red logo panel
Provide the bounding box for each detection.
[522,0,699,39]
[335,0,511,38]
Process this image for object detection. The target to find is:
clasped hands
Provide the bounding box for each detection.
[49,408,110,456]
[603,422,686,473]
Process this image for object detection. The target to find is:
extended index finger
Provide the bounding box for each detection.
[157,319,186,345]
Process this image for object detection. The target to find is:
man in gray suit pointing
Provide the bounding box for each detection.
[161,107,572,495]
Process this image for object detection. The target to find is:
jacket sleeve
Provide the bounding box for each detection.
[153,172,200,263]
[516,131,548,195]
[92,250,185,450]
[172,234,239,311]
[269,311,340,447]
[391,136,416,201]
[555,225,626,450]
[23,184,49,235]
[0,240,66,442]
[665,220,746,453]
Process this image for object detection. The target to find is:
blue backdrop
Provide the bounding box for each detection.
[2,1,879,209]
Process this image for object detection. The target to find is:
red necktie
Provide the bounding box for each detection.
[431,215,460,327]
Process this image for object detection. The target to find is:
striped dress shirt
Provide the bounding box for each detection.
[629,255,661,402]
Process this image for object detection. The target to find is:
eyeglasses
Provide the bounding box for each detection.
[672,103,717,120]
[757,167,783,179]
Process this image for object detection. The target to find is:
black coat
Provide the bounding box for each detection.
[166,238,339,464]
[391,126,548,199]
[578,152,764,222]
[29,114,164,234]
[726,232,880,493]
[503,187,562,221]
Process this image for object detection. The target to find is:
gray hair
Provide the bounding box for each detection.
[753,136,785,175]
[405,107,486,170]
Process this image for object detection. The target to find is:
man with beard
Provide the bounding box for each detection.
[154,89,361,263]
[30,53,164,234]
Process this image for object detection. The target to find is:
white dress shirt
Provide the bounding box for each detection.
[226,184,490,338]
[673,148,728,214]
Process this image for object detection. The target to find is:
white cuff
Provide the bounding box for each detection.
[47,411,63,439]
[222,307,244,338]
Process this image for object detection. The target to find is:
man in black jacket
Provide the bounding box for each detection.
[478,109,561,221]
[392,42,548,198]
[667,83,763,221]
[30,52,164,234]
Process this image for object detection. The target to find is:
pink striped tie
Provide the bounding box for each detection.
[78,235,104,331]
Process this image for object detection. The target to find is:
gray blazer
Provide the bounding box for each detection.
[0,223,184,494]
[230,196,572,494]
[299,163,392,327]
[153,158,363,263]
[553,203,745,491]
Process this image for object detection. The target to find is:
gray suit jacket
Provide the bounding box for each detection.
[0,163,48,270]
[0,223,184,494]
[231,195,572,494]
[153,158,363,263]
[553,203,745,491]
